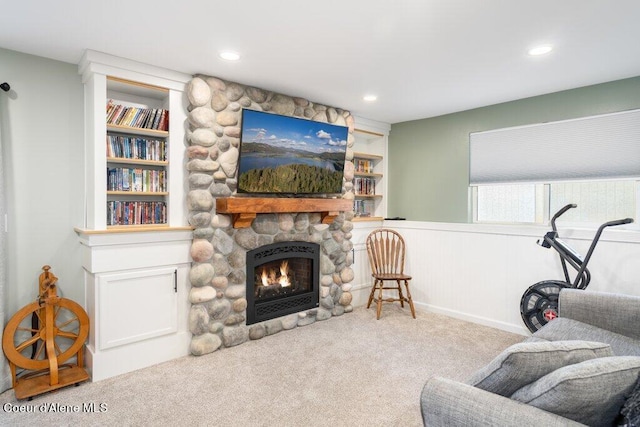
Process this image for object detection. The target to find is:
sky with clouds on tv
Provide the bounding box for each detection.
[241,109,348,153]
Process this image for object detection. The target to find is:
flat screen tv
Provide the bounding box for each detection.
[237,109,348,196]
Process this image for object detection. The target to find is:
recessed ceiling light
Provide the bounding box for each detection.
[219,51,240,61]
[528,45,553,56]
[363,94,378,102]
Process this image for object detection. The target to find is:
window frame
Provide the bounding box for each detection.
[470,180,639,230]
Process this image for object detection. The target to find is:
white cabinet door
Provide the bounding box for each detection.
[97,267,177,350]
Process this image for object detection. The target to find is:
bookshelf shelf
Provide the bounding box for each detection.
[353,152,383,161]
[107,124,168,138]
[352,216,385,222]
[107,191,169,196]
[106,75,169,96]
[76,226,192,234]
[354,172,383,178]
[107,158,168,167]
[105,224,170,231]
[353,194,382,199]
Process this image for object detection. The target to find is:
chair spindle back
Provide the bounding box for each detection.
[366,229,406,276]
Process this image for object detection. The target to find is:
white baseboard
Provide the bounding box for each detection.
[414,301,530,337]
[350,282,372,308]
[86,331,191,382]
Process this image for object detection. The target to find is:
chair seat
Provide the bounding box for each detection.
[372,273,412,281]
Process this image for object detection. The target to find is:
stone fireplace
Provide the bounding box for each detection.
[185,76,357,356]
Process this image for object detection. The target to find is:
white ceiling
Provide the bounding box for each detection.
[2,1,640,124]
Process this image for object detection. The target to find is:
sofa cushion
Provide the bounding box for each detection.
[533,317,640,356]
[510,356,640,426]
[560,289,640,341]
[619,375,640,427]
[421,377,586,427]
[467,340,613,397]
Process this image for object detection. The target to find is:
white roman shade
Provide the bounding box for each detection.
[469,109,640,185]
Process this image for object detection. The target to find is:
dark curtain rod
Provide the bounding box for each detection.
[1,82,10,92]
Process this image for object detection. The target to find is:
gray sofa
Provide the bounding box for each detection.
[421,289,640,426]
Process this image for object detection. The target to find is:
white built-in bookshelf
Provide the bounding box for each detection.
[77,50,192,382]
[78,51,188,231]
[105,77,170,227]
[348,120,389,309]
[352,126,388,221]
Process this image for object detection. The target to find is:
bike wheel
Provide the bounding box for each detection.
[2,298,89,371]
[520,280,569,333]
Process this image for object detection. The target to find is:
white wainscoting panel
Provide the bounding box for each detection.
[350,221,383,307]
[389,221,640,336]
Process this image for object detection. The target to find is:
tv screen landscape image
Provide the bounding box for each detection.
[237,109,348,195]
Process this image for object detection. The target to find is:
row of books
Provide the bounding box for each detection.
[355,159,374,174]
[107,167,167,192]
[106,99,169,131]
[107,201,167,226]
[106,135,167,161]
[354,177,376,195]
[354,199,374,217]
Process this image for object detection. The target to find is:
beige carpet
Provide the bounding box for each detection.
[0,305,523,426]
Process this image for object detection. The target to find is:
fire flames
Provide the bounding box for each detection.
[260,260,291,288]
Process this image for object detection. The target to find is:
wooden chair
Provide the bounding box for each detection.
[366,229,416,320]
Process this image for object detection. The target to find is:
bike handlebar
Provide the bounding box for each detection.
[551,203,577,231]
[602,218,634,228]
[550,204,633,231]
[541,205,633,289]
[579,217,634,273]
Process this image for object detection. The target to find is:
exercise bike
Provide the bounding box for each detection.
[519,203,633,333]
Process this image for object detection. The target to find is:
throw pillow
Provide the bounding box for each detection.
[467,340,613,397]
[618,374,640,427]
[510,356,640,426]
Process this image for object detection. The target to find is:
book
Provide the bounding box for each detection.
[106,135,167,161]
[106,201,167,226]
[105,100,169,132]
[159,110,169,131]
[354,177,375,195]
[355,159,373,173]
[152,109,162,130]
[107,104,124,125]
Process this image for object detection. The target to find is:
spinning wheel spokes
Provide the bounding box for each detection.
[15,334,41,354]
[56,316,79,330]
[56,330,80,340]
[2,299,89,372]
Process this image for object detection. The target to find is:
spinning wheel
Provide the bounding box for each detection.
[2,266,90,400]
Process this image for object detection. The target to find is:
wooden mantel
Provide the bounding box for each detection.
[216,197,353,228]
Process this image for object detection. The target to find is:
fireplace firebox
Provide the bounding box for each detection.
[246,241,320,325]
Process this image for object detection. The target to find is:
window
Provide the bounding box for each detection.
[469,109,640,228]
[549,181,637,224]
[472,180,638,226]
[475,184,538,223]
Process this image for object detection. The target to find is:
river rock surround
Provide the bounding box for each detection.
[185,75,357,356]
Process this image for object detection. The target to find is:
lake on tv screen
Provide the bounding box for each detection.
[239,154,342,174]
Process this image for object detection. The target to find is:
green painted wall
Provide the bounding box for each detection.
[388,76,640,222]
[0,47,84,317]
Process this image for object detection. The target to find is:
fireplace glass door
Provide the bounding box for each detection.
[246,241,319,324]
